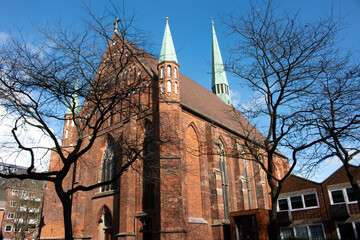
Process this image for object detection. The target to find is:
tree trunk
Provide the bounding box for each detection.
[269,193,279,240]
[55,182,73,240]
[343,163,360,209]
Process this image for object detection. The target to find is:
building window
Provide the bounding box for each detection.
[278,193,319,211]
[66,118,70,126]
[161,82,164,94]
[337,221,360,239]
[237,144,252,209]
[143,123,155,210]
[65,129,69,139]
[175,82,178,94]
[7,213,14,219]
[329,187,358,205]
[280,224,325,240]
[4,225,12,232]
[174,67,177,79]
[10,201,16,207]
[12,189,18,196]
[218,140,230,220]
[167,80,171,92]
[167,65,171,77]
[160,67,164,78]
[100,138,119,192]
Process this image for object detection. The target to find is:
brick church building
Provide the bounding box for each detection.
[41,18,289,240]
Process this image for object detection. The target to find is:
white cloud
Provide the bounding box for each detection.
[229,89,241,107]
[0,106,54,172]
[0,32,10,45]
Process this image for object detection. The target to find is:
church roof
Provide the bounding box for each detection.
[135,51,266,144]
[111,32,269,148]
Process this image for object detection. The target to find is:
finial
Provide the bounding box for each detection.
[211,18,214,25]
[114,18,120,32]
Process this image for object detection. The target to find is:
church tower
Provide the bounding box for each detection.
[158,17,180,102]
[62,80,80,146]
[156,18,186,239]
[211,21,231,105]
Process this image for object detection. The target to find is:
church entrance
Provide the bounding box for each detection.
[234,214,258,240]
[98,207,113,240]
[230,209,270,240]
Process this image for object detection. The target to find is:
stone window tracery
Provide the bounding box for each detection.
[218,140,230,220]
[100,139,118,192]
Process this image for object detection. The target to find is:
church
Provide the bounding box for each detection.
[41,18,289,240]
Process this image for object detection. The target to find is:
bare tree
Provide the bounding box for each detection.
[224,0,344,238]
[0,5,156,240]
[298,55,360,207]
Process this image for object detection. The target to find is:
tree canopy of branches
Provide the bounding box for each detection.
[0,5,154,239]
[223,0,355,238]
[297,54,360,207]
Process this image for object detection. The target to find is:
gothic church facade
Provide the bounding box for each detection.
[41,19,288,240]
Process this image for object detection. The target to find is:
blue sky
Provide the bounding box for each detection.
[1,0,359,180]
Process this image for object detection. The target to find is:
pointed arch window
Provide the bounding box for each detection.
[167,80,172,93]
[218,140,230,220]
[175,82,178,94]
[174,67,177,79]
[167,65,171,77]
[100,139,118,192]
[237,144,252,209]
[143,123,155,210]
[161,82,164,94]
[160,67,164,79]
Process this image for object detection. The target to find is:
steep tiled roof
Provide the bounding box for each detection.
[136,52,265,143]
[114,33,267,145]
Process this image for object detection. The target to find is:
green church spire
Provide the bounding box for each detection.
[66,80,81,115]
[211,21,231,105]
[159,17,178,64]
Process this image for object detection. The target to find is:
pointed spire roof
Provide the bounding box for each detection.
[66,80,81,115]
[159,17,178,64]
[212,21,231,105]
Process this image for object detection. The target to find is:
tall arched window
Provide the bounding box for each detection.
[167,80,172,92]
[161,82,164,94]
[143,123,155,210]
[100,138,118,192]
[218,140,230,220]
[160,67,164,78]
[167,65,171,77]
[174,67,177,79]
[243,155,252,209]
[186,126,202,218]
[175,82,178,94]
